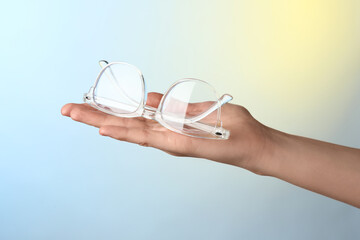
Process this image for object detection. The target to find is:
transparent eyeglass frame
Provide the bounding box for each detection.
[84,60,233,140]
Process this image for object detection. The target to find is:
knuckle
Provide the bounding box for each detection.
[238,105,249,113]
[70,108,83,121]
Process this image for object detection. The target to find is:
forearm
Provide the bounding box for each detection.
[265,128,360,208]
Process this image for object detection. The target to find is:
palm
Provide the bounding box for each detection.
[62,92,267,169]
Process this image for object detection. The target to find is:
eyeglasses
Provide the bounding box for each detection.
[84,60,233,140]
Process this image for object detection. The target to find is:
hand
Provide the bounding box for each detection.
[61,92,272,175]
[61,92,360,207]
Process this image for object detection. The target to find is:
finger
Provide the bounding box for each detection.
[146,92,163,108]
[61,103,96,117]
[145,92,215,118]
[66,104,145,128]
[163,150,189,157]
[61,103,75,116]
[99,125,166,147]
[99,125,196,155]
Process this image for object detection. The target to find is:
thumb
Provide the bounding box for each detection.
[146,92,163,108]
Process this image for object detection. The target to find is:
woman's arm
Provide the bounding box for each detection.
[61,92,360,208]
[265,128,360,207]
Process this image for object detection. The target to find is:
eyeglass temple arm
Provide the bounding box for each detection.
[186,94,233,123]
[99,60,109,68]
[144,94,233,124]
[98,60,140,106]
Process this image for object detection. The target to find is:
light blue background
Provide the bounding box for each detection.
[1,1,359,239]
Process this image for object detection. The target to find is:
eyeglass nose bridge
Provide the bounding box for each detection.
[142,106,157,120]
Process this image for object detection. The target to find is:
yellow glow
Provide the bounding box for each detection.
[173,0,360,136]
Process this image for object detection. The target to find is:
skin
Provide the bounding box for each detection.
[61,92,360,208]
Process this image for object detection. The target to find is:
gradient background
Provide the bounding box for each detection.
[1,0,360,239]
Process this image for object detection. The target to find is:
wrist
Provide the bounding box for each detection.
[246,125,290,177]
